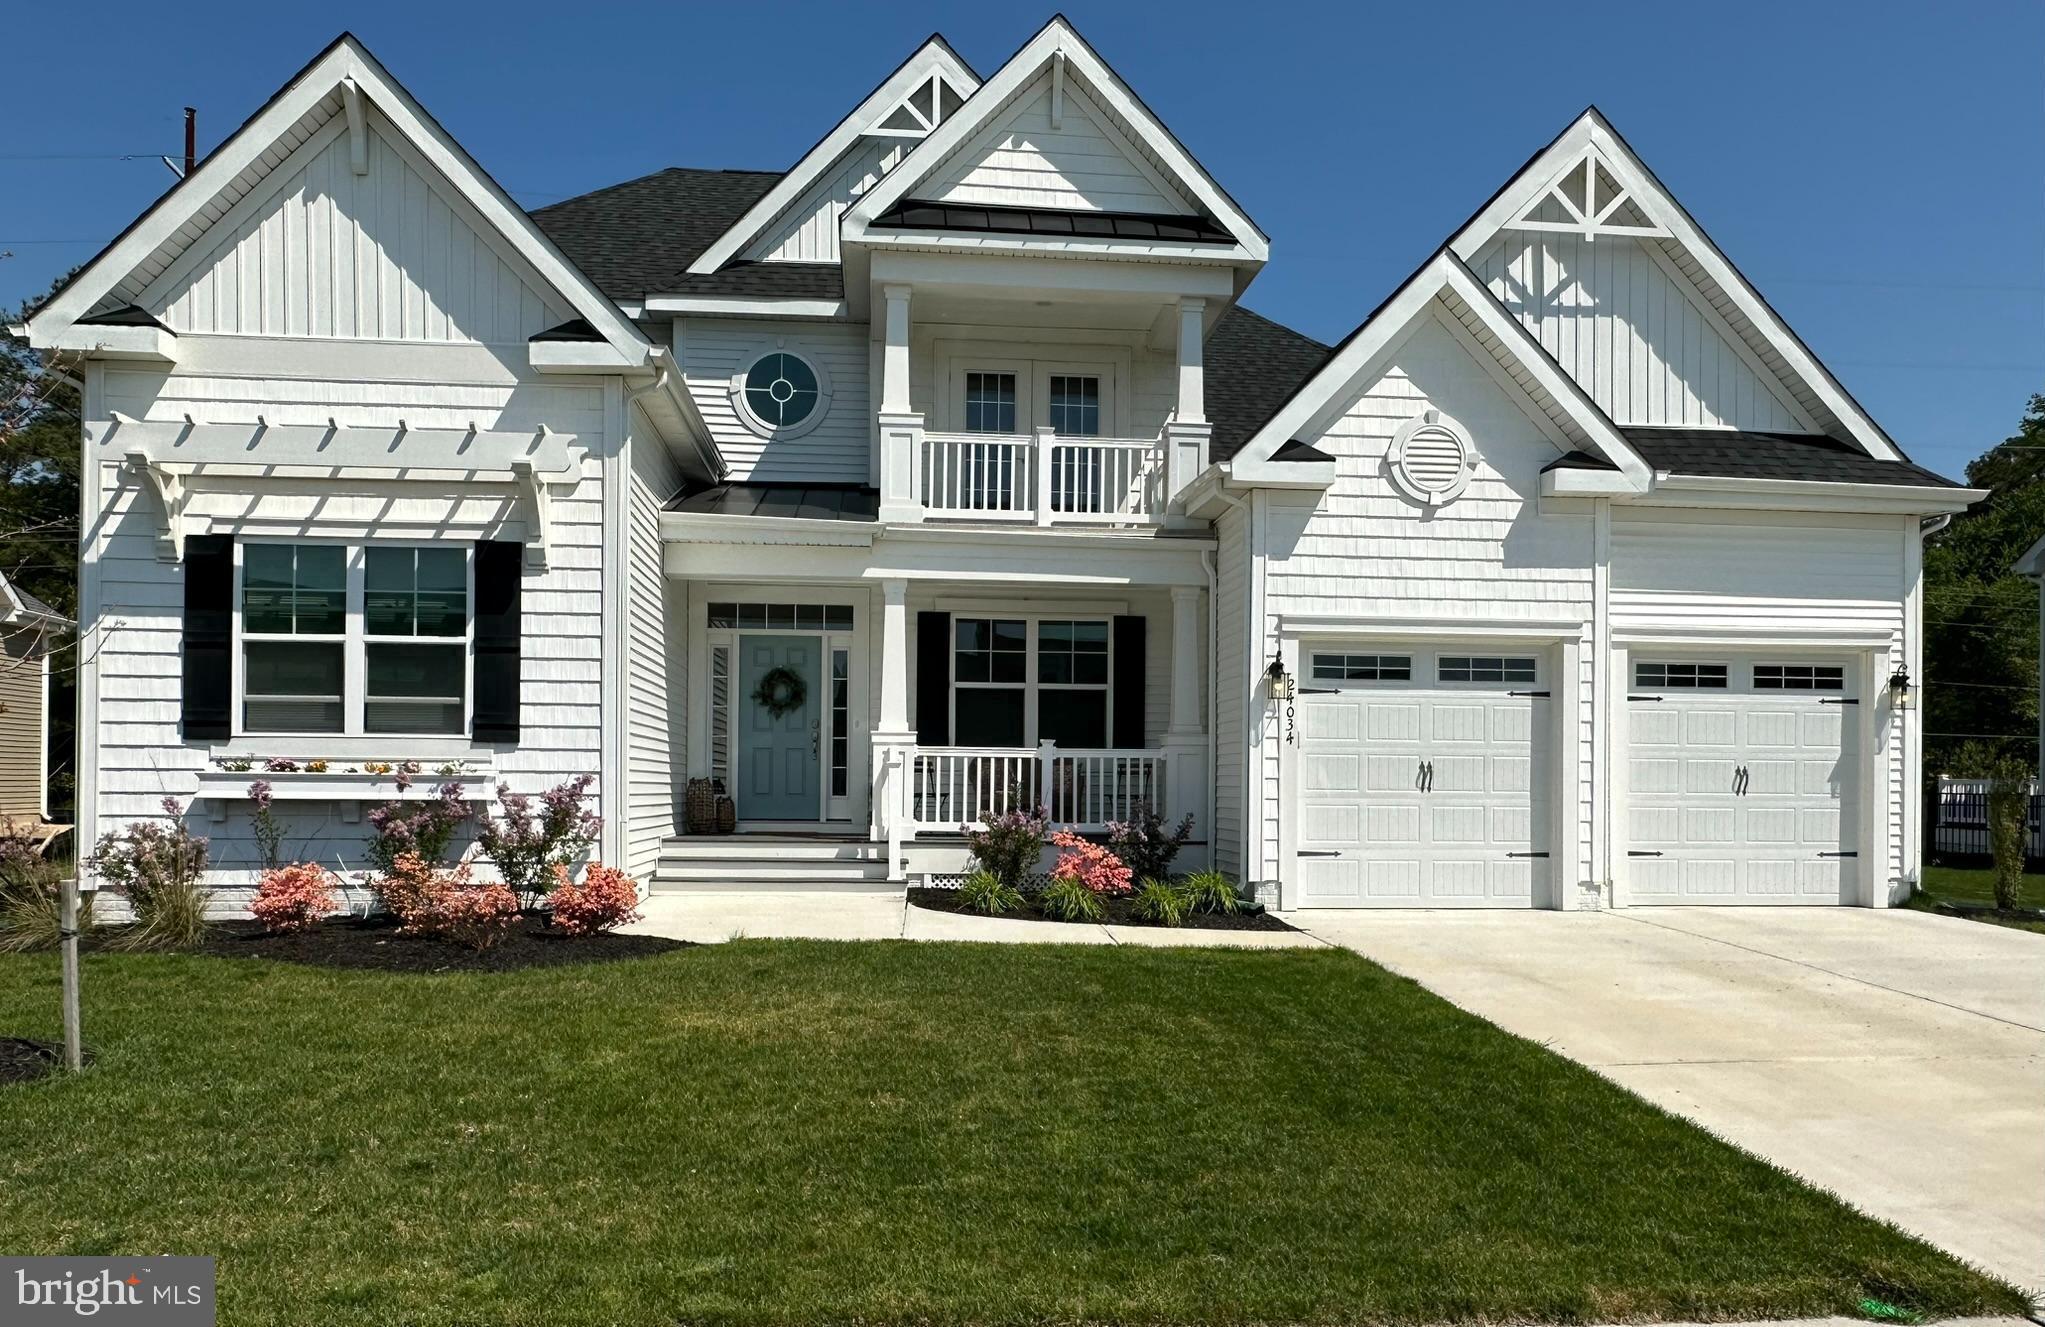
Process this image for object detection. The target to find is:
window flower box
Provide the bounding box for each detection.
[191,760,496,823]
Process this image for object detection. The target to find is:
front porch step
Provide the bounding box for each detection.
[652,835,895,892]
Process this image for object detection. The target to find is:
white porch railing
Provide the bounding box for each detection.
[908,742,1168,832]
[919,426,1163,526]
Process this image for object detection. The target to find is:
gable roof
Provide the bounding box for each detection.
[0,571,68,630]
[681,35,981,279]
[845,17,1267,261]
[531,168,782,301]
[1447,107,1906,464]
[25,33,650,364]
[1230,249,1653,487]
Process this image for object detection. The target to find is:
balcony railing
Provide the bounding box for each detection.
[919,426,1163,526]
[908,742,1167,832]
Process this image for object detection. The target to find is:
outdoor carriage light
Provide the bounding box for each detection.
[1265,651,1292,699]
[1888,665,1913,708]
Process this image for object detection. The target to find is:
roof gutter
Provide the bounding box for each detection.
[1623,472,1985,515]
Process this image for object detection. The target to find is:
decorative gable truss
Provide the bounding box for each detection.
[844,18,1268,263]
[24,33,651,371]
[1504,144,1669,241]
[1450,109,1905,462]
[689,36,982,274]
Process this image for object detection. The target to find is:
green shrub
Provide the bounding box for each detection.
[1039,876,1104,923]
[958,869,1023,916]
[964,805,1048,890]
[1181,870,1242,915]
[1132,877,1191,926]
[0,853,93,953]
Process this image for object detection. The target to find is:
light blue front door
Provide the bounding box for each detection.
[739,635,820,821]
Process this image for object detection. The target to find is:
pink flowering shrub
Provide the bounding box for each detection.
[249,862,338,934]
[544,862,641,936]
[413,866,520,951]
[371,851,450,929]
[1048,830,1133,897]
[476,776,602,906]
[365,782,472,877]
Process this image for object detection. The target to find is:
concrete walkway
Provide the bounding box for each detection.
[623,891,1326,949]
[1286,907,2045,1295]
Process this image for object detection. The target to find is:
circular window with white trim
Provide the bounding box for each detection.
[730,346,834,440]
[1389,409,1478,507]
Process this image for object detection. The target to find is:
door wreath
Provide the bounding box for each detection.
[751,665,807,719]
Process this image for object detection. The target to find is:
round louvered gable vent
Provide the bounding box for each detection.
[1389,410,1477,506]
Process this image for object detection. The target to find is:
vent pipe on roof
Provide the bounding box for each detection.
[183,107,196,177]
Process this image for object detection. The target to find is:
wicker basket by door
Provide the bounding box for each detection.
[685,778,730,835]
[716,795,737,834]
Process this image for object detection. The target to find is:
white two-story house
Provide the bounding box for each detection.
[24,19,1977,911]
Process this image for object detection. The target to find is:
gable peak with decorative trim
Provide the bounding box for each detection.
[844,16,1268,262]
[25,32,649,366]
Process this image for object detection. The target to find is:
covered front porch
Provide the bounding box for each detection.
[659,519,1213,884]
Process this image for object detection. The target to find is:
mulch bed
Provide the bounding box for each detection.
[908,886,1296,931]
[92,913,690,974]
[1,1037,74,1086]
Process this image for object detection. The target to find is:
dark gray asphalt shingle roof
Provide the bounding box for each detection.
[663,262,844,300]
[1621,429,1957,486]
[1203,306,1330,464]
[530,168,782,300]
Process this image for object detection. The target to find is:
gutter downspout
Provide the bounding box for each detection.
[1210,485,1257,894]
[1202,548,1218,872]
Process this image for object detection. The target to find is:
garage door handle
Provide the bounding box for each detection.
[1627,850,1664,858]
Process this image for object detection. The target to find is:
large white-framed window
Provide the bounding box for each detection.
[234,540,474,738]
[951,616,1111,749]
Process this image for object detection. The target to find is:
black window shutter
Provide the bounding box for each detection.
[1112,615,1146,750]
[472,541,523,742]
[180,534,234,741]
[915,611,950,747]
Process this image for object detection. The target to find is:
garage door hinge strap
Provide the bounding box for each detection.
[1297,850,1341,858]
[1298,687,1341,695]
[1508,690,1551,698]
[1505,851,1550,858]
[1817,851,1859,858]
[1627,850,1664,858]
[1627,694,1664,702]
[1820,698,1859,705]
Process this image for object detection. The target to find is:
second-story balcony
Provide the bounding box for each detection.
[919,427,1164,525]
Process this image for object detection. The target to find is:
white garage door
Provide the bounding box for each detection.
[1626,657,1859,905]
[1294,648,1550,908]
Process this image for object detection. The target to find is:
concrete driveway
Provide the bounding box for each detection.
[1284,907,2045,1295]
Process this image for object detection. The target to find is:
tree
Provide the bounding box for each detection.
[1922,393,2045,776]
[1,276,83,618]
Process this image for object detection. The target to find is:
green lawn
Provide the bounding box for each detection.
[0,941,2023,1326]
[1909,865,2045,934]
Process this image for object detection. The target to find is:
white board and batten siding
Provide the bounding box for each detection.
[750,139,903,265]
[1611,510,1910,889]
[926,72,1193,214]
[676,318,871,483]
[1471,232,1807,431]
[1250,314,1597,904]
[147,114,571,343]
[624,421,685,883]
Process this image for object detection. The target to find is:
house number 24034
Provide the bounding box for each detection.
[1281,680,1298,745]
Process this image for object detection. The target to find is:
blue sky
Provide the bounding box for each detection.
[7,1,2039,480]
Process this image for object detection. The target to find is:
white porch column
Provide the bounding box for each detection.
[881,284,913,414]
[877,284,925,523]
[1163,296,1212,529]
[1161,584,1209,860]
[1175,296,1206,424]
[870,578,916,848]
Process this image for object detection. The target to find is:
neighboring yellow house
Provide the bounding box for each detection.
[0,569,70,845]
